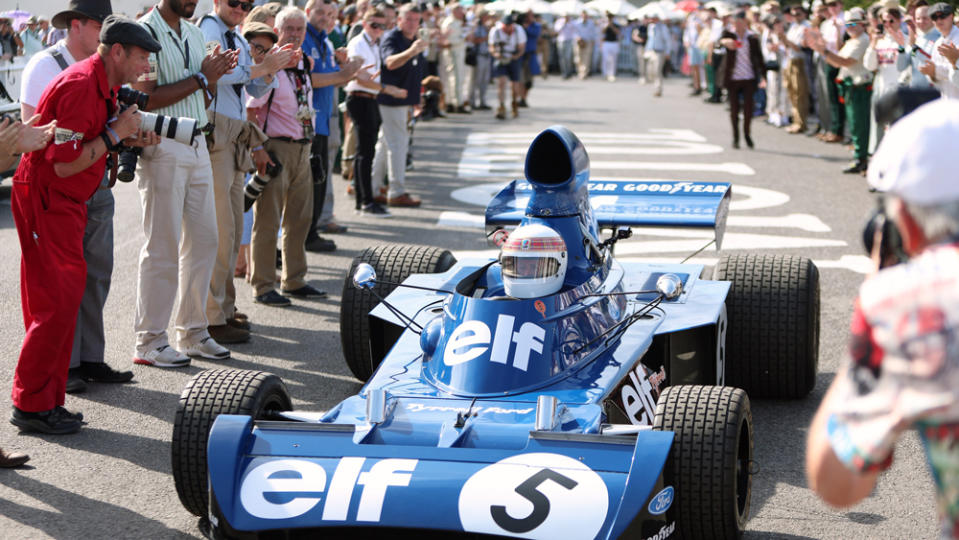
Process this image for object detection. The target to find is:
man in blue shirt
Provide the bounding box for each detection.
[303,0,361,250]
[200,0,294,344]
[372,3,427,207]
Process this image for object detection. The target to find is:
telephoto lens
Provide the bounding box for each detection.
[139,111,200,146]
[244,175,271,211]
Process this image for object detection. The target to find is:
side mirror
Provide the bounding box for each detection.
[352,263,377,289]
[656,273,683,300]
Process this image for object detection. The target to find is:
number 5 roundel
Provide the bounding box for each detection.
[458,453,609,539]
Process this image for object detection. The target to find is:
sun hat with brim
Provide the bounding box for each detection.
[52,0,113,29]
[242,21,278,44]
[845,6,866,23]
[867,100,959,206]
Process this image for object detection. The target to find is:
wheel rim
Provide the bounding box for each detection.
[735,416,751,519]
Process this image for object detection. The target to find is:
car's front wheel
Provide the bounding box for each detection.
[653,385,753,540]
[172,369,292,517]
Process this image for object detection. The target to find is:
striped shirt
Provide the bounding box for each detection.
[731,32,755,81]
[137,7,208,123]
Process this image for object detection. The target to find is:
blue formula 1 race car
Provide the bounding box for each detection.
[172,126,820,540]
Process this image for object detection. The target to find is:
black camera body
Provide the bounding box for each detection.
[862,203,907,269]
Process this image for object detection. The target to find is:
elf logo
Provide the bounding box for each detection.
[444,315,546,371]
[240,457,417,521]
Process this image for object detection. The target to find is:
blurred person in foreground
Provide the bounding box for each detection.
[10,16,158,435]
[807,99,959,538]
[20,0,136,395]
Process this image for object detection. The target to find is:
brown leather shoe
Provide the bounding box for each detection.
[208,324,250,344]
[227,317,251,331]
[0,448,29,468]
[822,133,843,143]
[388,193,422,207]
[374,195,388,204]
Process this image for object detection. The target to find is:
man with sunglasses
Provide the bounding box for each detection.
[919,2,959,99]
[810,7,872,174]
[199,0,296,345]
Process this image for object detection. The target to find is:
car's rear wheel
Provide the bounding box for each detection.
[713,253,820,399]
[653,385,753,540]
[340,245,456,381]
[172,369,292,517]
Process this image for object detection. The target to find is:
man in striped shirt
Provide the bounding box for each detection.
[131,0,238,368]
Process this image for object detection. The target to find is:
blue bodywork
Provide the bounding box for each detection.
[206,126,733,539]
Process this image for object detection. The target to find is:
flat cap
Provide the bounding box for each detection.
[242,21,278,44]
[100,15,162,53]
[929,2,953,16]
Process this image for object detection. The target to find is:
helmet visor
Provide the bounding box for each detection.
[501,256,561,279]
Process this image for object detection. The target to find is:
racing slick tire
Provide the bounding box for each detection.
[713,253,820,399]
[653,385,753,540]
[340,245,457,381]
[172,369,293,517]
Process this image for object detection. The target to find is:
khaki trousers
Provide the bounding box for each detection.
[371,104,411,199]
[645,50,665,93]
[785,57,809,131]
[206,114,248,325]
[250,138,312,297]
[574,40,594,79]
[135,137,218,352]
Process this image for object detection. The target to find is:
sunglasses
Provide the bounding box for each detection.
[931,12,951,20]
[227,0,253,12]
[369,21,385,29]
[844,21,858,27]
[250,42,270,54]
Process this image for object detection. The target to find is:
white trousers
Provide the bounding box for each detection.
[441,46,467,106]
[134,137,218,352]
[372,104,411,199]
[645,50,665,92]
[601,42,620,78]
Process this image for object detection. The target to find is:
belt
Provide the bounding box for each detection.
[270,136,311,144]
[348,91,377,99]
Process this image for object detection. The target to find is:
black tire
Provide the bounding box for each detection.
[172,369,293,517]
[340,245,456,381]
[713,253,820,399]
[653,385,753,540]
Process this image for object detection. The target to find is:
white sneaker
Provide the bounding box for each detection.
[182,337,230,360]
[133,345,191,368]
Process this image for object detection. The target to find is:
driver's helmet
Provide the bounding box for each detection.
[500,223,568,298]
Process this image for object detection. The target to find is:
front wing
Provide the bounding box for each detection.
[208,415,676,539]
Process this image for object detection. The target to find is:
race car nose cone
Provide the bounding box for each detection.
[353,263,377,289]
[656,273,684,300]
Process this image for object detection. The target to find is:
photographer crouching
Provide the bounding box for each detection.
[10,16,160,435]
[806,100,959,535]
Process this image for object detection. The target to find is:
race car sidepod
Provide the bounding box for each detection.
[207,413,676,539]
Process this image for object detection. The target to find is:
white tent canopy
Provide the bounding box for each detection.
[584,0,640,17]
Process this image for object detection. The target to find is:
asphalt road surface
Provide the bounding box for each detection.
[0,74,938,539]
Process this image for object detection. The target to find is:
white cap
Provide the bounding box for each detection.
[867,99,959,206]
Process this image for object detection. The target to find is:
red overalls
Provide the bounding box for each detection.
[11,54,113,412]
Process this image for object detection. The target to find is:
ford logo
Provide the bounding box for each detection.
[648,486,674,515]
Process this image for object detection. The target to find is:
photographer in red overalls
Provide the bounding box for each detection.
[10,16,160,435]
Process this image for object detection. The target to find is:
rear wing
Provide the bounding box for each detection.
[485,180,732,249]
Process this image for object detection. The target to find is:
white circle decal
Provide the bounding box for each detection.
[458,453,609,539]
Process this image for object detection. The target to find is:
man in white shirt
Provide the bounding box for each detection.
[20,0,136,393]
[345,8,407,217]
[441,3,469,112]
[919,2,959,99]
[907,5,939,88]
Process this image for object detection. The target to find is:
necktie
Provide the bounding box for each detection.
[224,30,243,98]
